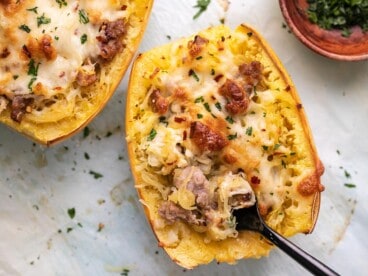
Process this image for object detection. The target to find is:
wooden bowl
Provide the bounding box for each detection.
[279,0,368,61]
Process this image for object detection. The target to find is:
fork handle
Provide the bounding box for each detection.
[261,225,340,276]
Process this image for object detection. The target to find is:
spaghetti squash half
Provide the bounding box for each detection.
[126,24,324,268]
[0,0,153,145]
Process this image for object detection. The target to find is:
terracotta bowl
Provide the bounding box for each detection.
[279,0,368,61]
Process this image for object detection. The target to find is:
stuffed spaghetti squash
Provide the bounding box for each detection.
[0,0,152,145]
[126,24,324,268]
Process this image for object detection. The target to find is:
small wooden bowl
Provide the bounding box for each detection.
[279,0,368,61]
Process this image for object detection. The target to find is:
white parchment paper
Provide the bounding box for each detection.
[1,1,367,275]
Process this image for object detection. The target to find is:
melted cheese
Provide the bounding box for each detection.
[129,25,319,243]
[0,0,128,113]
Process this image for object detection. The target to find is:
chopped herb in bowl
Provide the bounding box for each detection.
[307,0,368,37]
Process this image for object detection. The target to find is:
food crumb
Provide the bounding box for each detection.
[97,223,105,232]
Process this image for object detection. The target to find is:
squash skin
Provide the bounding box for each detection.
[0,0,153,146]
[126,24,323,269]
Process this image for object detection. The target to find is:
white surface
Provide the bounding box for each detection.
[1,1,367,275]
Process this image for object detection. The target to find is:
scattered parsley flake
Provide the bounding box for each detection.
[197,113,203,119]
[55,0,67,8]
[194,96,204,103]
[344,183,356,188]
[28,59,39,76]
[203,102,211,112]
[344,170,351,178]
[211,68,215,75]
[193,0,211,20]
[336,149,341,155]
[19,24,31,33]
[84,152,90,160]
[80,33,87,44]
[67,208,76,219]
[215,102,222,111]
[37,13,51,27]
[13,75,19,80]
[83,127,90,138]
[27,77,37,91]
[274,143,281,150]
[189,69,200,81]
[225,116,234,124]
[262,145,268,151]
[228,133,237,140]
[89,170,103,179]
[79,9,89,24]
[147,128,157,141]
[246,126,253,136]
[27,6,38,14]
[120,268,130,276]
[66,227,73,233]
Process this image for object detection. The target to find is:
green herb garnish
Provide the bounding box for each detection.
[37,14,51,27]
[55,0,67,8]
[307,0,368,37]
[89,170,103,179]
[227,133,237,140]
[79,9,89,24]
[225,116,234,124]
[344,183,356,188]
[83,127,90,138]
[19,24,31,33]
[189,69,200,81]
[80,34,87,44]
[246,126,253,136]
[193,0,211,20]
[147,128,157,141]
[67,208,76,219]
[27,7,38,14]
[194,96,204,103]
[215,102,222,111]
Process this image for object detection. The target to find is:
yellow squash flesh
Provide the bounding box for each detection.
[0,0,153,146]
[126,24,324,269]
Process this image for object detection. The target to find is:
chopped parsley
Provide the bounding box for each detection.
[67,208,76,219]
[89,170,103,179]
[227,133,237,140]
[189,69,200,81]
[27,77,37,91]
[13,75,19,80]
[159,116,168,126]
[55,0,67,8]
[274,143,281,150]
[79,9,89,24]
[197,113,203,119]
[215,102,222,111]
[147,128,157,141]
[344,170,351,178]
[344,183,356,188]
[80,34,88,44]
[307,0,368,37]
[211,68,215,75]
[27,7,38,14]
[193,0,211,20]
[120,268,130,276]
[262,145,269,151]
[203,102,211,112]
[37,14,51,27]
[246,126,253,136]
[83,127,90,138]
[27,59,39,76]
[194,96,204,103]
[225,116,234,124]
[84,152,90,160]
[19,24,31,33]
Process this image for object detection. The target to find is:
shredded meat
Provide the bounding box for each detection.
[190,121,228,152]
[0,47,10,58]
[239,61,263,92]
[10,96,33,122]
[173,166,211,209]
[158,201,201,225]
[97,19,127,60]
[40,35,57,60]
[187,35,209,57]
[219,79,249,115]
[76,70,97,87]
[150,89,168,114]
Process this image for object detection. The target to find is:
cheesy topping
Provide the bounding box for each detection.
[0,0,129,122]
[128,26,323,243]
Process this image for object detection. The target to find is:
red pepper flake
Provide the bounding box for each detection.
[296,103,303,109]
[251,176,261,184]
[285,85,291,91]
[183,130,187,140]
[174,117,186,123]
[121,5,127,10]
